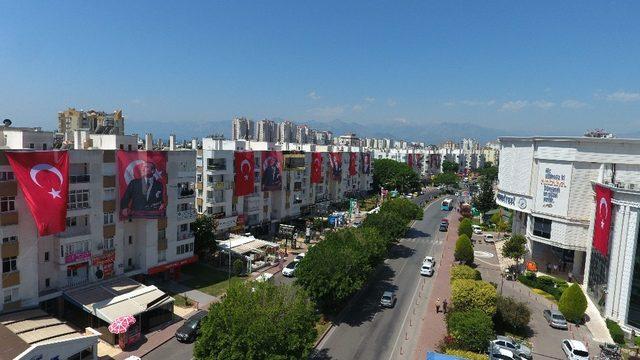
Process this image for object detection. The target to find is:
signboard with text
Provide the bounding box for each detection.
[534,161,572,217]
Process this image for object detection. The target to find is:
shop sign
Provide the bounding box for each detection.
[535,162,572,216]
[147,255,198,275]
[92,250,116,278]
[65,251,91,264]
[218,216,237,229]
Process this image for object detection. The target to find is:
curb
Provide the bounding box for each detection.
[313,322,334,348]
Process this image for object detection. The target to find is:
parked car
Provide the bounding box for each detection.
[293,252,306,262]
[490,336,532,360]
[485,234,495,243]
[439,222,449,232]
[420,262,434,276]
[282,261,298,277]
[543,309,569,329]
[489,345,522,360]
[441,218,449,224]
[472,225,482,234]
[561,339,589,360]
[175,311,208,342]
[423,256,435,265]
[380,290,397,308]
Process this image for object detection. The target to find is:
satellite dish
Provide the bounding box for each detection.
[3,119,12,127]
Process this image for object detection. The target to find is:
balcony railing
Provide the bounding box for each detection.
[178,188,196,198]
[206,196,225,204]
[70,174,91,183]
[177,209,197,221]
[207,164,227,171]
[177,231,195,241]
[57,226,91,238]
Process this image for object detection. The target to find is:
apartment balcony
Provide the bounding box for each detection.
[2,271,20,288]
[177,231,195,241]
[178,188,196,199]
[210,181,233,191]
[1,241,19,258]
[206,165,229,173]
[56,226,91,239]
[177,208,197,221]
[206,196,226,205]
[0,211,18,226]
[69,174,91,183]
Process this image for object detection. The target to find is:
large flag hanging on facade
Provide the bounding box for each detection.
[349,152,357,176]
[329,152,343,180]
[261,151,283,191]
[311,152,323,184]
[117,151,168,220]
[234,151,255,196]
[415,154,423,169]
[6,151,69,236]
[407,154,414,168]
[361,152,371,174]
[593,185,613,256]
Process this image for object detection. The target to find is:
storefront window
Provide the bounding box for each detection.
[587,249,609,313]
[627,227,640,328]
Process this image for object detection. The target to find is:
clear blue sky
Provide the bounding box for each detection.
[1,1,639,136]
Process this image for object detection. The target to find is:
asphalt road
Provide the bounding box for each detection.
[313,191,449,360]
[143,336,194,360]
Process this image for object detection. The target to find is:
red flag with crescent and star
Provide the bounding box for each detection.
[6,151,69,236]
[234,151,255,196]
[593,184,613,256]
[311,152,323,184]
[349,152,357,176]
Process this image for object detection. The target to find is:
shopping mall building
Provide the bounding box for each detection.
[497,136,640,331]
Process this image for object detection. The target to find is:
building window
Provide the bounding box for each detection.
[104,212,114,225]
[103,238,114,250]
[45,278,50,288]
[0,196,15,212]
[128,258,132,267]
[128,236,133,245]
[68,189,90,210]
[158,249,167,262]
[532,217,552,239]
[0,172,14,181]
[66,217,78,227]
[176,243,194,255]
[29,143,34,149]
[44,251,49,262]
[104,188,116,201]
[2,256,17,273]
[2,236,17,244]
[3,287,18,304]
[119,144,124,150]
[42,143,47,150]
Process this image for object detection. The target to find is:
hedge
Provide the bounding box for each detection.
[445,349,489,360]
[606,319,625,344]
[518,272,568,301]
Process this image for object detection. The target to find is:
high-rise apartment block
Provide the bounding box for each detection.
[232,117,255,140]
[58,108,125,141]
[277,121,294,143]
[256,119,277,142]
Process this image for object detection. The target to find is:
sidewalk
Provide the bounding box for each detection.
[113,310,197,360]
[413,212,460,358]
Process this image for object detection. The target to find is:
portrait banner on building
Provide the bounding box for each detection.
[261,151,283,191]
[429,154,441,170]
[593,185,613,257]
[349,152,357,176]
[234,151,255,196]
[407,154,414,168]
[329,152,343,180]
[415,154,424,169]
[117,151,168,220]
[6,150,69,236]
[361,152,371,174]
[311,152,323,184]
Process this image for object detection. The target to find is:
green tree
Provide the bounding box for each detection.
[446,309,494,352]
[372,159,420,193]
[450,264,482,282]
[194,282,317,360]
[501,234,527,264]
[558,283,588,323]
[380,197,423,222]
[451,279,498,316]
[478,164,498,183]
[458,218,473,239]
[494,296,531,332]
[233,259,245,275]
[473,177,495,214]
[192,215,218,259]
[442,160,459,173]
[454,234,474,265]
[433,172,459,188]
[362,211,408,244]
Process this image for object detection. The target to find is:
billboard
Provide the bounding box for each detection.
[329,152,343,180]
[261,151,283,191]
[534,161,572,217]
[349,152,357,176]
[118,151,168,219]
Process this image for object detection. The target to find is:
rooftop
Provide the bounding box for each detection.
[499,135,640,145]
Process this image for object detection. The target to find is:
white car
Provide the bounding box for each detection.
[423,256,435,265]
[420,262,434,276]
[489,346,521,360]
[293,253,306,262]
[561,339,589,360]
[473,228,482,234]
[485,234,495,243]
[282,262,298,277]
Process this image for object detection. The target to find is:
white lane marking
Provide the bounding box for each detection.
[316,324,338,349]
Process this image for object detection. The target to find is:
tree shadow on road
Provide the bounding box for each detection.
[404,228,430,239]
[309,348,333,359]
[387,243,416,260]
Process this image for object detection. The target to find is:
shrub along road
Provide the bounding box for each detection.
[312,193,448,360]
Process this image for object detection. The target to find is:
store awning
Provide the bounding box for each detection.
[218,234,279,256]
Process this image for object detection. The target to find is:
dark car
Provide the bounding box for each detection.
[439,222,448,232]
[175,311,208,342]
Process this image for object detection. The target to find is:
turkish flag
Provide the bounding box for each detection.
[234,151,255,196]
[593,185,613,256]
[408,154,414,168]
[6,151,69,236]
[311,152,323,184]
[349,152,357,176]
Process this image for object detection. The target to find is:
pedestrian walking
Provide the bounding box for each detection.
[443,299,448,314]
[435,298,441,313]
[553,263,559,273]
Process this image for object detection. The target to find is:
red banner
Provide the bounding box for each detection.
[415,154,423,169]
[311,152,323,184]
[593,185,613,256]
[361,152,371,174]
[329,152,343,180]
[261,151,283,191]
[234,151,255,196]
[118,151,168,220]
[349,152,357,176]
[6,151,69,236]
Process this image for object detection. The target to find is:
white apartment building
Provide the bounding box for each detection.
[497,136,640,332]
[278,121,294,143]
[196,139,373,235]
[256,120,277,142]
[231,117,254,140]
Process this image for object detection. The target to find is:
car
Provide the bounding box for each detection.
[441,218,449,224]
[423,256,435,265]
[420,262,434,276]
[282,261,298,277]
[543,309,569,329]
[175,311,208,342]
[293,252,306,262]
[380,291,397,308]
[490,336,532,360]
[439,223,448,232]
[473,227,482,234]
[561,339,589,360]
[489,345,522,360]
[485,234,495,243]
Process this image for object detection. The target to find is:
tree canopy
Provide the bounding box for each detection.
[458,218,473,239]
[501,234,527,263]
[451,279,498,317]
[446,309,494,353]
[473,177,496,214]
[372,158,421,193]
[362,211,408,243]
[442,160,459,173]
[454,234,474,265]
[432,172,459,188]
[478,163,498,183]
[558,283,588,323]
[193,215,218,259]
[194,282,317,360]
[380,197,424,222]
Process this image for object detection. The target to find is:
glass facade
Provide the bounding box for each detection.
[627,226,640,328]
[587,249,609,312]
